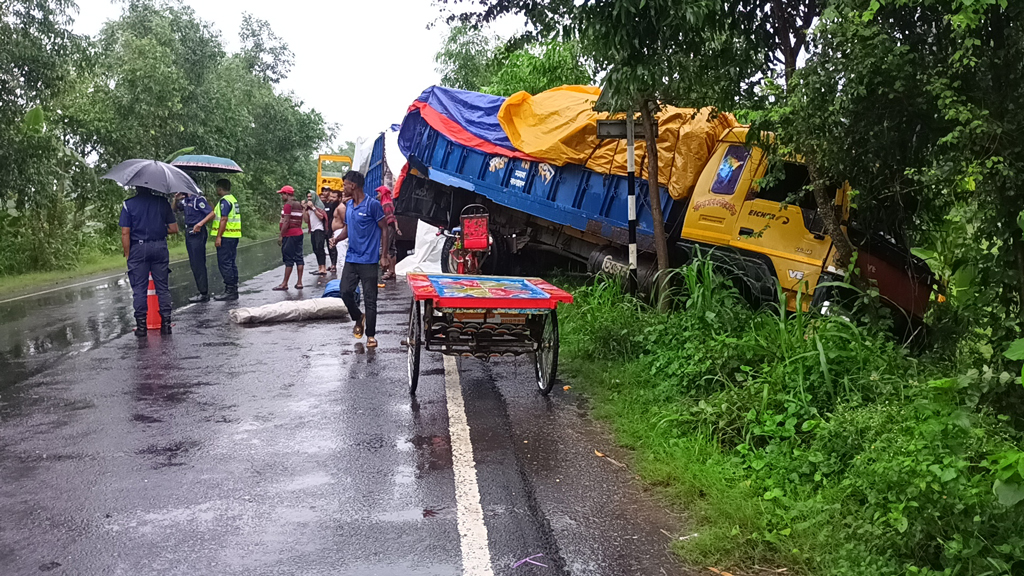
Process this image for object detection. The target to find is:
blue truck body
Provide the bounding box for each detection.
[381,117,676,250]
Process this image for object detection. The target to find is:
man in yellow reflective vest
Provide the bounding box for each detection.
[211,179,241,301]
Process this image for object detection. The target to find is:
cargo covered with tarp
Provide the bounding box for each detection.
[497,85,739,200]
[398,86,538,161]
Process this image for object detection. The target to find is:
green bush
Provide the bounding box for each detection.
[560,258,1024,575]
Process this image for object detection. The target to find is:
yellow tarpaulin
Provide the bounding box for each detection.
[498,85,739,200]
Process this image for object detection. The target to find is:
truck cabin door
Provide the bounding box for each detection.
[682,142,753,247]
[734,161,834,296]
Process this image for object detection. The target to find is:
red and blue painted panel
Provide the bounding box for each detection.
[408,274,573,310]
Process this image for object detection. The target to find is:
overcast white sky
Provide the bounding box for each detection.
[71,0,513,147]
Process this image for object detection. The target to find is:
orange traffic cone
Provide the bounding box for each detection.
[146,273,161,330]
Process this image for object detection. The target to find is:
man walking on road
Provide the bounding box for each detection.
[120,186,178,336]
[336,171,386,348]
[273,185,306,291]
[211,179,241,301]
[174,192,215,302]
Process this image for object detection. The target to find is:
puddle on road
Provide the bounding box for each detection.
[281,471,333,491]
[137,439,200,469]
[0,240,283,405]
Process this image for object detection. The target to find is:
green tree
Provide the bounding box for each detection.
[435,25,593,97]
[238,13,294,85]
[435,25,502,92]
[482,39,593,97]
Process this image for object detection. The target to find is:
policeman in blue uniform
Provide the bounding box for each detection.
[174,192,215,302]
[120,186,178,336]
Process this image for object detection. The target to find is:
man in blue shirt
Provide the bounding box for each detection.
[174,191,215,303]
[336,171,386,348]
[119,186,178,336]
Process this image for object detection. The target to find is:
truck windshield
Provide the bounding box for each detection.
[756,162,811,205]
[320,160,350,178]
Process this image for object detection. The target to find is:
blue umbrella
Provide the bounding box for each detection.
[102,159,202,196]
[170,154,243,173]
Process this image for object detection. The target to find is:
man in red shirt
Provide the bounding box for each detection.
[273,185,306,291]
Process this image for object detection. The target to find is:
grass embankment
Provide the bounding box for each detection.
[559,262,1024,576]
[0,223,278,298]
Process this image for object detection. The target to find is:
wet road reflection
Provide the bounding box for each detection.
[0,240,281,401]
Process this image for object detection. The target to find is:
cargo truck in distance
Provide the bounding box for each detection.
[389,87,936,334]
[316,154,352,194]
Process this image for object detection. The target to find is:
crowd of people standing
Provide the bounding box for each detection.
[119,169,397,344]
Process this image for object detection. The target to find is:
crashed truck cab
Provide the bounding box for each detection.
[681,127,937,326]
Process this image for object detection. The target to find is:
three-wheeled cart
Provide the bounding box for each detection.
[405,273,574,395]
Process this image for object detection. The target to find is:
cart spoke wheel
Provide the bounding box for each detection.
[408,299,422,395]
[534,310,559,395]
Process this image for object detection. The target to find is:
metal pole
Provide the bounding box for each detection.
[626,110,638,295]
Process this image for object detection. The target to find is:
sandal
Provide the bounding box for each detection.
[272,285,288,291]
[295,284,303,290]
[366,337,378,348]
[353,319,364,340]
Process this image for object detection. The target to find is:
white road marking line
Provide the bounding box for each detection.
[444,355,495,576]
[0,272,128,304]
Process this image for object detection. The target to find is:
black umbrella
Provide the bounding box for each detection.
[102,159,202,196]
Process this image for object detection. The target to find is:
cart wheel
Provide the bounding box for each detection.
[534,310,559,395]
[408,299,422,395]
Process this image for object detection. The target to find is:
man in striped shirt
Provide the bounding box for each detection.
[273,185,306,291]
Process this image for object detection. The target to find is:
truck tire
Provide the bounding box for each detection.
[440,232,508,275]
[440,235,459,274]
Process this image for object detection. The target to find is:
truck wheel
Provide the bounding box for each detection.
[441,232,509,275]
[440,235,459,274]
[480,231,508,276]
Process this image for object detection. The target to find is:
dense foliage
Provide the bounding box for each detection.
[561,266,1024,575]
[435,25,593,97]
[440,0,1024,351]
[0,0,329,275]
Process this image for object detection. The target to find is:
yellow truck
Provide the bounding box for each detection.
[391,87,937,331]
[316,154,352,194]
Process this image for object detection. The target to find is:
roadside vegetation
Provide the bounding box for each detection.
[1,0,331,281]
[560,261,1024,575]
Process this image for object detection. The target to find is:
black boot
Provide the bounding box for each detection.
[214,285,238,301]
[188,293,210,303]
[135,316,147,337]
[160,315,172,335]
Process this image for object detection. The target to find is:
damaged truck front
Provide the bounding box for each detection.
[389,85,937,334]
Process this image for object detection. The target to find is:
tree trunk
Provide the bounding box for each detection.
[640,102,670,273]
[808,164,865,290]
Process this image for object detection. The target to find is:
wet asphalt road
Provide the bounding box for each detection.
[0,245,689,575]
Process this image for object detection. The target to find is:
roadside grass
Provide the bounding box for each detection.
[0,222,278,298]
[558,261,1024,575]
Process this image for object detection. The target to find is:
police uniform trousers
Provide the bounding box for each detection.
[185,226,208,295]
[127,239,172,318]
[217,237,239,288]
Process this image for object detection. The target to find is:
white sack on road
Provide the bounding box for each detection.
[229,298,349,325]
[396,220,444,275]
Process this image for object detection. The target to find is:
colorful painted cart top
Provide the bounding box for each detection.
[407,274,574,310]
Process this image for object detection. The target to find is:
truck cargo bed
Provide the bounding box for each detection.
[394,117,676,248]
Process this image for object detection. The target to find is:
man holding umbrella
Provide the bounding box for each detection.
[174,191,215,302]
[105,159,202,336]
[119,186,178,335]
